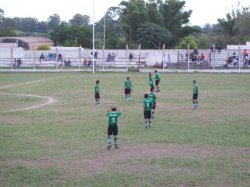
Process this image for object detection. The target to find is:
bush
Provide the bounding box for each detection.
[37,44,50,50]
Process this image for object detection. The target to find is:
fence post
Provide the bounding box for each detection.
[187,44,190,71]
[213,43,216,70]
[33,46,36,70]
[11,47,13,69]
[162,44,165,69]
[78,45,81,69]
[177,51,179,69]
[102,46,105,70]
[126,44,128,70]
[238,44,241,71]
[138,44,141,69]
[56,46,58,69]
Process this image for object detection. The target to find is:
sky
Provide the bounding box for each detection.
[0,0,250,26]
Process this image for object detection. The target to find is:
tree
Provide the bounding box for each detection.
[146,0,164,26]
[176,35,197,49]
[47,14,61,31]
[160,0,192,46]
[120,0,148,44]
[50,23,92,47]
[0,17,16,36]
[14,17,38,32]
[136,22,172,48]
[69,14,90,25]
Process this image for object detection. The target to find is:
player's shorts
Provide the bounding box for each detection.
[193,93,198,100]
[144,110,152,119]
[108,124,118,136]
[95,93,100,99]
[152,102,156,110]
[150,85,154,90]
[124,88,131,94]
[155,79,160,86]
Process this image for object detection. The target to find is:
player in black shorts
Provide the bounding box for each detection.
[192,80,199,109]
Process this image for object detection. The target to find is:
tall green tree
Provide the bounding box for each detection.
[160,0,192,46]
[136,22,172,48]
[69,14,90,25]
[47,14,61,31]
[0,17,16,36]
[120,0,148,44]
[50,23,92,47]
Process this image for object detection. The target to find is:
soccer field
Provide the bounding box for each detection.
[0,72,250,186]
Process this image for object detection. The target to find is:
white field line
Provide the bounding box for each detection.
[0,76,62,112]
[0,76,63,90]
[0,92,55,112]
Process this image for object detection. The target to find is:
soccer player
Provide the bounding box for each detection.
[149,87,157,119]
[149,73,154,90]
[124,76,132,101]
[192,80,199,109]
[154,70,160,92]
[94,80,100,106]
[106,105,122,149]
[143,93,153,128]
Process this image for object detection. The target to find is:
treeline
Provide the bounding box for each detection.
[0,0,250,49]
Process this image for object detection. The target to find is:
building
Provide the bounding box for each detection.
[0,37,54,50]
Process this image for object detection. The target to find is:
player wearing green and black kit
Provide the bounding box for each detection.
[154,70,160,92]
[143,94,153,128]
[149,87,157,119]
[148,73,154,90]
[124,76,132,101]
[192,80,199,109]
[106,105,122,149]
[94,80,100,106]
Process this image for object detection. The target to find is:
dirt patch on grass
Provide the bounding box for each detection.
[2,143,249,179]
[0,115,29,125]
[52,143,250,177]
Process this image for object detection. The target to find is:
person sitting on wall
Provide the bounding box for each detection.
[129,53,133,62]
[39,53,45,63]
[17,58,22,68]
[198,53,205,63]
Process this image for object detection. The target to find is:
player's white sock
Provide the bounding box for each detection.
[108,136,111,145]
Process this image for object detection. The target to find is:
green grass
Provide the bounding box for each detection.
[0,72,250,186]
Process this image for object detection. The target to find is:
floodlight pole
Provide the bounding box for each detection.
[92,0,95,74]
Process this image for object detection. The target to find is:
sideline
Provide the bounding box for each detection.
[0,76,62,112]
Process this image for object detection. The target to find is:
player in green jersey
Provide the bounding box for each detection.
[149,87,157,119]
[94,80,100,106]
[143,93,153,128]
[149,73,154,90]
[106,105,122,149]
[124,76,132,101]
[154,70,160,92]
[192,80,199,109]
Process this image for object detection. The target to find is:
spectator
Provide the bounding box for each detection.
[198,53,205,63]
[129,53,133,62]
[232,52,239,66]
[94,51,98,59]
[107,52,112,62]
[210,45,214,53]
[216,45,222,54]
[58,53,63,62]
[111,53,115,61]
[243,49,249,66]
[17,58,22,68]
[83,58,88,66]
[39,53,44,63]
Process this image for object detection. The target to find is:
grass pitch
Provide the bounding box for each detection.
[0,72,250,187]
